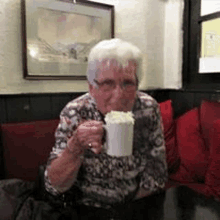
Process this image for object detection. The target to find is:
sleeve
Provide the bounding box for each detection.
[139,100,168,194]
[44,102,82,195]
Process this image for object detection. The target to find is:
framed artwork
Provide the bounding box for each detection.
[21,0,114,80]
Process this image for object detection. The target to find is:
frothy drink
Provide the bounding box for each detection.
[104,111,135,157]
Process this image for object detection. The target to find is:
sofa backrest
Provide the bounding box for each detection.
[0,99,178,182]
[159,100,180,174]
[0,119,59,181]
[175,107,209,183]
[200,100,220,147]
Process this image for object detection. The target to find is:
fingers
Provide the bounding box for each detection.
[87,141,103,154]
[66,120,105,155]
[76,120,105,151]
[90,148,101,154]
[79,121,104,134]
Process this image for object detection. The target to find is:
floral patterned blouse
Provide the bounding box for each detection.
[44,91,168,209]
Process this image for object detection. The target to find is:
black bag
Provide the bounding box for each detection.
[0,165,80,220]
[0,179,34,220]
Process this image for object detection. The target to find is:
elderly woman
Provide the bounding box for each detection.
[44,38,168,220]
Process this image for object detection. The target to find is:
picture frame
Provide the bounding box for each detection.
[21,0,114,80]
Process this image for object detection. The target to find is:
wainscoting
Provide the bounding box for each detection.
[168,90,220,118]
[0,92,85,124]
[0,89,219,124]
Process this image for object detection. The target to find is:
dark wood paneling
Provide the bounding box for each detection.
[0,98,7,124]
[210,93,220,102]
[29,96,52,121]
[6,96,32,122]
[144,89,171,103]
[193,92,212,107]
[169,91,195,118]
[0,97,6,178]
[168,90,220,118]
[0,93,86,124]
[51,92,85,118]
[0,90,219,124]
[70,92,85,100]
[51,94,73,119]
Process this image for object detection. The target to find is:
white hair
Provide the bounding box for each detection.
[86,38,143,86]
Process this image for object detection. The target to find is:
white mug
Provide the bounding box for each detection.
[103,111,135,157]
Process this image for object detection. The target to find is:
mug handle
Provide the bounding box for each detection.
[102,124,107,152]
[102,124,107,144]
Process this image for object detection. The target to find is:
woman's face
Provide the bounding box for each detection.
[89,60,137,115]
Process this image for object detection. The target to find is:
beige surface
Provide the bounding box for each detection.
[0,0,183,94]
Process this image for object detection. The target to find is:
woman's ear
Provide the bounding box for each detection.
[88,82,95,97]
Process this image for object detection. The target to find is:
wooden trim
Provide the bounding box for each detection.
[182,0,190,88]
[21,0,114,80]
[199,11,220,22]
[183,0,220,91]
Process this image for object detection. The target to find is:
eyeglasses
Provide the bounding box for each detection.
[94,79,137,92]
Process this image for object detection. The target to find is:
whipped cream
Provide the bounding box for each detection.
[105,111,135,124]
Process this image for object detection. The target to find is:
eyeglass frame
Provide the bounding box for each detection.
[93,78,138,92]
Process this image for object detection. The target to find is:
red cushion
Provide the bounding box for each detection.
[205,119,220,187]
[1,119,59,181]
[159,100,173,135]
[160,100,179,174]
[176,108,209,182]
[200,100,220,147]
[209,119,220,157]
[169,164,196,184]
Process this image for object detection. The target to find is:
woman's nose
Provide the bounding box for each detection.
[112,84,124,99]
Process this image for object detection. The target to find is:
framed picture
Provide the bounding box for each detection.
[21,0,114,80]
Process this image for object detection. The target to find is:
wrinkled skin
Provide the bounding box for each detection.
[69,60,137,155]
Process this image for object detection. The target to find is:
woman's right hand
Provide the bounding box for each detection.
[67,120,104,156]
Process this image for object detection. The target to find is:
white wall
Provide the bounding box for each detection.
[0,0,89,94]
[0,0,183,94]
[163,0,184,89]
